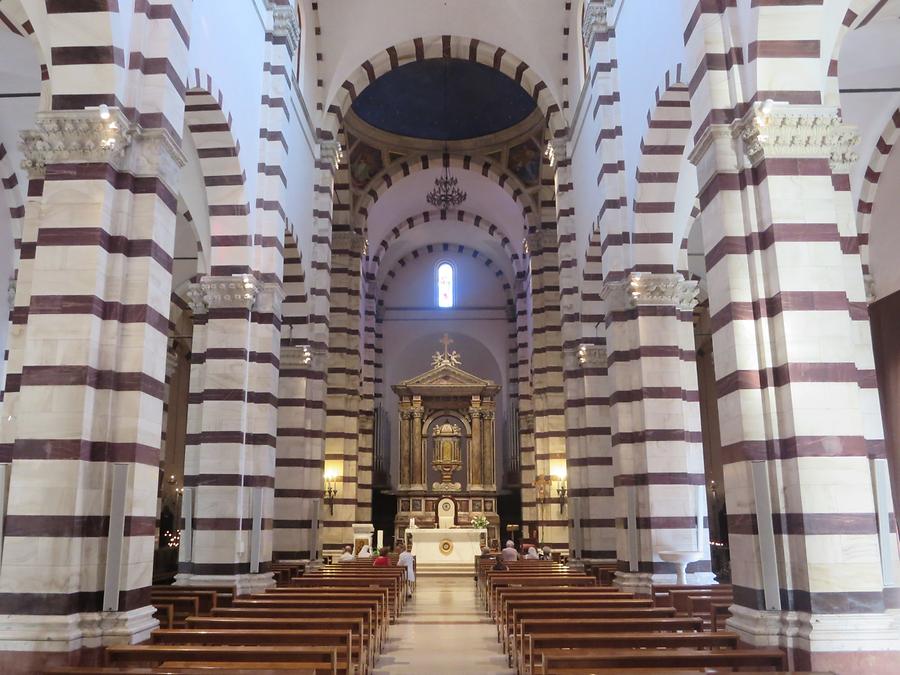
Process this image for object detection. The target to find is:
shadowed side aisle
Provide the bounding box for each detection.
[372,575,509,674]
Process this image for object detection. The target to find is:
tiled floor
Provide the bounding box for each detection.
[372,576,510,674]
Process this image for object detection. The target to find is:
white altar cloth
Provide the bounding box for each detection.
[410,527,486,564]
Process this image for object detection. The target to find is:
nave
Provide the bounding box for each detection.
[43,556,826,674]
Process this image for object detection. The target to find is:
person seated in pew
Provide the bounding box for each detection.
[480,546,492,558]
[525,546,540,560]
[492,558,509,572]
[339,545,355,562]
[372,547,390,567]
[541,545,552,560]
[396,543,416,597]
[501,540,519,561]
[358,544,372,559]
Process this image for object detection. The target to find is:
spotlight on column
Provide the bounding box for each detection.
[552,468,568,512]
[324,469,339,514]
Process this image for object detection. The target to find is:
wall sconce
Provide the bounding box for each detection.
[552,469,568,512]
[324,470,339,514]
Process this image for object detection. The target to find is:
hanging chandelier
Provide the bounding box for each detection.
[426,161,467,209]
[426,58,467,209]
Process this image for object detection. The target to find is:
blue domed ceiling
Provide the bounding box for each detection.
[351,58,538,141]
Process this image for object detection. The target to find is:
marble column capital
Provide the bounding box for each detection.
[281,344,313,368]
[20,109,186,187]
[6,277,16,311]
[266,1,300,52]
[187,275,262,313]
[582,0,613,49]
[527,230,558,255]
[601,273,699,311]
[732,102,859,170]
[577,344,608,368]
[319,140,342,171]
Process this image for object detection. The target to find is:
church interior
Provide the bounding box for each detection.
[1,0,900,673]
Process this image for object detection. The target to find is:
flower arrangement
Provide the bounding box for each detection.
[471,514,489,530]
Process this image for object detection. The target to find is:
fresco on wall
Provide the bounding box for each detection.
[350,142,384,188]
[507,139,541,187]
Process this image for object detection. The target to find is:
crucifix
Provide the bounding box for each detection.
[440,333,454,357]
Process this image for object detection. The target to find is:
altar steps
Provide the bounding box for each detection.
[415,563,474,578]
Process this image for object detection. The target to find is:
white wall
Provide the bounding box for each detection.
[189,0,269,219]
[614,0,687,215]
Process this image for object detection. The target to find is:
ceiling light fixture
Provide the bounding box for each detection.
[426,59,467,209]
[426,156,467,209]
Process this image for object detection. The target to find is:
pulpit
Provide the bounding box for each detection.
[392,335,501,550]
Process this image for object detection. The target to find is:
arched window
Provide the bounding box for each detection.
[437,261,454,308]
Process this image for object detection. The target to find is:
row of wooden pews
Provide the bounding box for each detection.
[45,561,406,675]
[479,558,826,674]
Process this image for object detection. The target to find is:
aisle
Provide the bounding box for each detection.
[372,575,509,674]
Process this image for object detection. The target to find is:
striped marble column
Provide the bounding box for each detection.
[177,275,280,595]
[603,273,712,592]
[689,103,900,668]
[0,108,185,652]
[321,232,364,551]
[527,229,569,551]
[566,344,616,561]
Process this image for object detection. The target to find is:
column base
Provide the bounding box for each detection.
[0,605,158,654]
[729,604,900,674]
[174,572,275,596]
[614,570,718,594]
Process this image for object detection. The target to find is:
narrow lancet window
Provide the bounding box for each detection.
[437,262,454,308]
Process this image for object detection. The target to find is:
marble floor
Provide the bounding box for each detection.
[372,575,510,674]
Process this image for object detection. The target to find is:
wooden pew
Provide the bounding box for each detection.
[539,646,787,672]
[152,584,236,608]
[151,589,217,615]
[486,574,596,613]
[711,600,733,631]
[667,587,733,615]
[260,588,391,627]
[186,616,370,673]
[515,615,704,673]
[211,606,382,655]
[493,586,626,622]
[232,597,387,644]
[147,595,198,628]
[651,583,732,608]
[105,645,339,675]
[510,607,679,669]
[151,629,355,675]
[47,668,317,674]
[153,603,174,630]
[525,631,741,675]
[499,597,653,656]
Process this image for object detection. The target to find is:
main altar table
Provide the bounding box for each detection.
[410,527,486,564]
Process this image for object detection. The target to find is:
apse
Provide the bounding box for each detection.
[351,58,537,141]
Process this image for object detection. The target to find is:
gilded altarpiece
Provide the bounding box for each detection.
[392,339,501,544]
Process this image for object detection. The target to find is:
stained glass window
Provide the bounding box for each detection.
[437,262,454,308]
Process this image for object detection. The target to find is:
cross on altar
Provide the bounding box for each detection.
[440,333,454,356]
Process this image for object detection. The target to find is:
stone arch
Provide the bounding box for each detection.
[857,107,900,277]
[369,209,525,278]
[377,242,515,313]
[825,0,900,105]
[632,66,692,274]
[0,0,49,106]
[183,70,252,278]
[355,151,539,233]
[323,35,566,141]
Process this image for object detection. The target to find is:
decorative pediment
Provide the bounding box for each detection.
[392,334,500,397]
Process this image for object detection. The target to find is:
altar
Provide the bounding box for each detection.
[409,527,487,565]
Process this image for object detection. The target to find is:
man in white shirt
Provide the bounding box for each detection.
[338,545,355,562]
[396,543,416,597]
